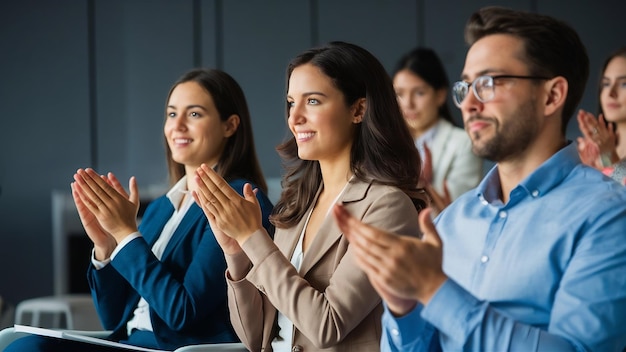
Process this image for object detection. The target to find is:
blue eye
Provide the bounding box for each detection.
[190,111,201,118]
[287,101,295,108]
[307,98,319,105]
[167,112,176,118]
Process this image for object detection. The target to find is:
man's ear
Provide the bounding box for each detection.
[543,76,568,117]
[352,98,367,124]
[223,114,240,137]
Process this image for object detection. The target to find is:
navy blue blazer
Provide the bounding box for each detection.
[87,178,274,350]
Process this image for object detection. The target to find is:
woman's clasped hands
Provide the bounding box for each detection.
[192,164,263,255]
[71,168,140,259]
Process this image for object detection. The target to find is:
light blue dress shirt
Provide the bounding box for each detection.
[381,143,626,351]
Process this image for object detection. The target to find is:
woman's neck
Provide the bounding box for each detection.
[319,161,353,197]
[410,118,438,140]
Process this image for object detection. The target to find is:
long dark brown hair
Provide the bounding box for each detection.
[164,68,267,193]
[271,41,427,228]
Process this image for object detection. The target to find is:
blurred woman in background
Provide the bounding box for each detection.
[577,47,626,184]
[393,47,483,210]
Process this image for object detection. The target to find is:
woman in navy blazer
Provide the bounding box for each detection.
[5,69,273,351]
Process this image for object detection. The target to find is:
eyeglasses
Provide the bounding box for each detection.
[452,75,551,107]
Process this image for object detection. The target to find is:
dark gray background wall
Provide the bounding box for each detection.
[1,0,624,307]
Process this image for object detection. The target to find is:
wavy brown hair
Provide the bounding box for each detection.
[164,68,267,193]
[465,6,589,134]
[271,41,427,228]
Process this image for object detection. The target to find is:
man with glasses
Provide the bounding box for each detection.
[332,6,626,351]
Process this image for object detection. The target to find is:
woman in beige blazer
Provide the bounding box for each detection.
[192,41,427,352]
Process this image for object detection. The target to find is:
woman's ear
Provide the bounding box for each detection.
[543,76,568,117]
[223,114,240,137]
[352,98,367,124]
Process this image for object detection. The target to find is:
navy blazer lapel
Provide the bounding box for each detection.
[298,179,371,277]
[139,197,174,247]
[160,203,204,260]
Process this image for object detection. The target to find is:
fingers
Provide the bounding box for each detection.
[441,180,452,205]
[577,109,599,139]
[243,183,260,207]
[192,188,216,218]
[106,172,128,198]
[421,145,433,184]
[418,208,442,248]
[195,164,230,208]
[70,182,90,212]
[128,176,139,206]
[73,169,110,212]
[194,167,218,208]
[333,203,395,254]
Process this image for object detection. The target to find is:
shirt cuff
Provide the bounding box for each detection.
[90,248,111,270]
[382,302,435,351]
[421,279,486,343]
[110,232,142,260]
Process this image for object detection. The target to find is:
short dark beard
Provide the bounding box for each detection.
[468,98,540,162]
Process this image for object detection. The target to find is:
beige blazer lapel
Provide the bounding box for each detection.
[275,185,323,261]
[276,216,306,260]
[298,179,370,277]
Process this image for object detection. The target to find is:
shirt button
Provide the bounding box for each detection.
[391,328,400,336]
[481,255,489,263]
[499,211,507,218]
[531,190,539,197]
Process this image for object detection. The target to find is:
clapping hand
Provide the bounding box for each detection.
[72,169,139,247]
[333,204,447,316]
[192,164,262,254]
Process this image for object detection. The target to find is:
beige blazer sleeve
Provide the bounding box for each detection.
[225,180,421,352]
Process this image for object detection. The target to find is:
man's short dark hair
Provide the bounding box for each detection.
[465,6,589,133]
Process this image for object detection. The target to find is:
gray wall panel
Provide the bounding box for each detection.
[317,0,419,73]
[200,0,219,69]
[0,1,91,304]
[221,0,311,178]
[95,0,196,188]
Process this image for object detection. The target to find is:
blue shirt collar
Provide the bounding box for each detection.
[476,141,578,204]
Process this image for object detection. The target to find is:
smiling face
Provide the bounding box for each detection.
[393,69,445,138]
[459,34,543,162]
[600,56,626,124]
[286,63,360,164]
[164,81,234,172]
